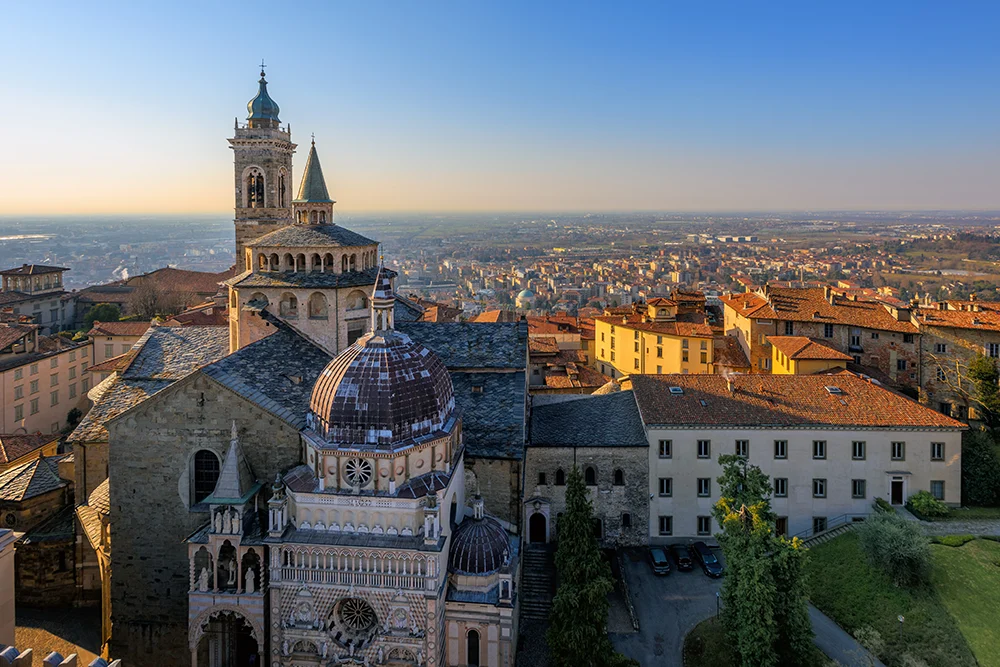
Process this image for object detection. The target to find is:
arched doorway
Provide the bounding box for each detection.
[467,628,481,666]
[194,610,259,667]
[529,512,547,544]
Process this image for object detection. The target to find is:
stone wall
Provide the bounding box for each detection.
[15,535,76,607]
[107,372,304,666]
[464,458,521,530]
[73,441,109,500]
[234,222,287,273]
[522,446,649,547]
[0,489,68,535]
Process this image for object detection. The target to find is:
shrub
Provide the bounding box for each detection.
[931,534,975,547]
[855,512,930,587]
[906,490,949,519]
[873,497,894,514]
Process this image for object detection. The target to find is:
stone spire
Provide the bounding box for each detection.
[291,138,335,224]
[208,421,257,502]
[371,260,395,332]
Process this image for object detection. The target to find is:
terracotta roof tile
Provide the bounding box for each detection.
[914,307,1000,333]
[594,313,713,338]
[0,433,60,465]
[767,336,853,361]
[87,321,151,337]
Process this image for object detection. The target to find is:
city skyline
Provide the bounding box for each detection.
[4,0,1000,215]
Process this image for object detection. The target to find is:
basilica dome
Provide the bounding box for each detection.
[449,501,511,575]
[309,329,455,450]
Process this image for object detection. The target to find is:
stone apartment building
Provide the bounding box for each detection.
[594,298,715,379]
[722,286,920,393]
[912,298,1000,420]
[0,324,92,434]
[630,374,964,540]
[0,264,75,334]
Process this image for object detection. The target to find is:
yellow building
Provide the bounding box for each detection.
[768,336,851,375]
[594,298,714,378]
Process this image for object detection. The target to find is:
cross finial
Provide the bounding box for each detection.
[311,132,315,145]
[259,59,267,77]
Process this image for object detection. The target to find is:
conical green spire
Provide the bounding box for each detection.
[293,138,334,203]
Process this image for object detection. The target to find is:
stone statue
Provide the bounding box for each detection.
[245,567,255,594]
[320,641,328,658]
[214,512,222,533]
[281,639,289,656]
[377,647,384,664]
[227,557,237,585]
[288,610,295,627]
[417,649,424,666]
[198,567,209,592]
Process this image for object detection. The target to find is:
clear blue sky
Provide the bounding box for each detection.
[4,1,999,213]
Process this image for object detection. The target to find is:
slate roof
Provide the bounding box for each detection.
[0,456,69,502]
[77,479,110,553]
[452,371,526,459]
[0,291,33,306]
[768,336,852,361]
[20,505,75,544]
[630,374,967,429]
[227,265,385,290]
[450,514,512,574]
[201,322,332,429]
[121,325,229,380]
[394,295,425,323]
[0,264,68,276]
[530,391,646,447]
[293,142,334,203]
[249,224,375,249]
[0,433,60,465]
[68,377,173,443]
[268,524,445,552]
[397,322,526,369]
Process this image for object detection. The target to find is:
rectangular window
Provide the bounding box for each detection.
[934,343,946,353]
[776,517,788,536]
[697,440,711,459]
[656,365,662,374]
[891,441,905,460]
[659,477,672,497]
[812,478,827,498]
[937,367,946,382]
[14,368,22,380]
[897,359,907,371]
[611,351,615,362]
[104,344,114,358]
[121,344,130,354]
[658,515,673,536]
[760,358,770,370]
[30,398,39,415]
[14,386,23,400]
[701,340,708,350]
[931,442,945,461]
[30,363,38,375]
[634,341,639,353]
[824,323,834,338]
[14,405,23,421]
[682,351,689,362]
[930,480,945,500]
[697,478,711,496]
[850,334,861,347]
[50,357,58,369]
[700,351,708,363]
[634,359,639,370]
[50,390,58,406]
[813,517,828,534]
[813,440,827,459]
[81,347,88,358]
[682,339,689,349]
[30,380,38,394]
[69,383,76,399]
[852,441,866,460]
[68,366,76,380]
[82,378,90,392]
[697,516,712,536]
[656,347,663,358]
[903,333,914,344]
[735,440,749,457]
[538,472,547,486]
[601,332,605,341]
[774,477,788,497]
[774,440,787,459]
[852,479,866,498]
[634,330,639,340]
[785,321,794,335]
[871,332,880,340]
[989,343,1000,358]
[658,439,672,458]
[69,350,76,362]
[50,373,58,387]
[621,513,632,529]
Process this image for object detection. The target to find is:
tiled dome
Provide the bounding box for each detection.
[449,505,511,575]
[309,330,455,450]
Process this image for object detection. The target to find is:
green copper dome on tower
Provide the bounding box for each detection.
[294,139,334,203]
[246,67,280,125]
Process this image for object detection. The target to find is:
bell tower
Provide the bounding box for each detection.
[229,64,295,272]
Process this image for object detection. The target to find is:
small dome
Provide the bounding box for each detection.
[517,289,535,299]
[247,70,280,123]
[449,512,511,575]
[309,330,455,449]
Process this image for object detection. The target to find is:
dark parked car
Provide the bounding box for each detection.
[648,547,671,575]
[670,544,694,571]
[691,541,723,578]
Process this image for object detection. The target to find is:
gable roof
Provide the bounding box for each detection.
[631,374,966,429]
[723,288,917,334]
[767,336,853,361]
[121,325,229,380]
[530,391,646,447]
[0,264,68,276]
[0,456,69,502]
[0,433,60,465]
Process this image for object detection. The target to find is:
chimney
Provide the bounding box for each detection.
[726,376,733,393]
[823,285,832,300]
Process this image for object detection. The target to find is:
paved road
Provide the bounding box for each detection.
[610,547,884,667]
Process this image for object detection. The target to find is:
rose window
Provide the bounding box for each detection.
[345,458,373,487]
[338,598,377,632]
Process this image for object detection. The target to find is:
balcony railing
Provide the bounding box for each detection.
[277,567,423,590]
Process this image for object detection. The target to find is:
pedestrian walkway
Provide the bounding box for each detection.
[895,506,1000,536]
[808,604,886,667]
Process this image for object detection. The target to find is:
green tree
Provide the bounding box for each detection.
[967,355,1000,430]
[84,303,122,329]
[961,428,1000,506]
[547,467,634,667]
[713,456,813,667]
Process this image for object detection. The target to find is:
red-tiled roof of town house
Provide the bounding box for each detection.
[913,306,1000,333]
[0,433,60,465]
[630,374,966,429]
[129,266,237,295]
[87,321,152,337]
[594,312,714,338]
[541,362,610,390]
[471,310,519,323]
[713,336,750,369]
[762,287,918,334]
[646,297,677,307]
[719,292,779,319]
[767,336,853,361]
[944,299,1000,314]
[528,337,560,355]
[673,290,707,305]
[162,303,228,327]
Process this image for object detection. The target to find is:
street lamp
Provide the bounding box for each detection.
[898,615,905,645]
[716,591,721,619]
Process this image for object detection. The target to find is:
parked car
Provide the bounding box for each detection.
[691,541,723,578]
[670,544,694,571]
[648,547,671,575]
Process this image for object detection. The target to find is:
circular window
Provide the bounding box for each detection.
[345,458,373,487]
[3,513,15,528]
[338,598,377,632]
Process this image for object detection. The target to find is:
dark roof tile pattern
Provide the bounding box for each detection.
[768,336,853,361]
[122,325,229,380]
[270,525,445,552]
[20,505,76,544]
[68,377,173,443]
[249,224,375,249]
[0,433,60,465]
[449,515,512,574]
[631,374,966,429]
[713,336,751,369]
[397,322,526,369]
[451,371,526,459]
[0,264,68,276]
[0,456,69,502]
[227,265,385,290]
[87,321,151,337]
[530,391,646,447]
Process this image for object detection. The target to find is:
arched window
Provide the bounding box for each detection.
[279,293,298,318]
[192,450,220,504]
[320,211,327,223]
[584,466,597,486]
[310,210,318,224]
[555,469,565,486]
[295,254,306,272]
[245,169,265,208]
[350,254,357,271]
[257,254,267,270]
[310,254,322,272]
[282,253,294,271]
[622,513,632,529]
[249,292,268,308]
[278,171,287,207]
[346,291,368,311]
[613,469,625,486]
[467,629,481,667]
[342,255,349,273]
[269,254,279,271]
[308,293,328,320]
[323,254,334,272]
[229,291,237,309]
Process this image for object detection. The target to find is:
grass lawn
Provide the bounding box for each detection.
[683,617,831,667]
[930,538,1000,667]
[806,532,979,667]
